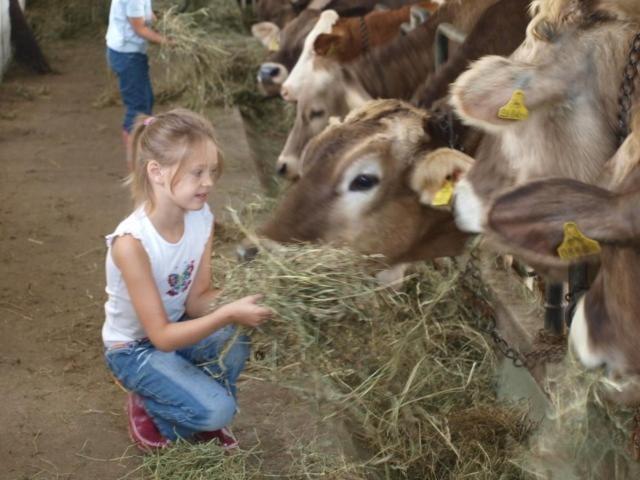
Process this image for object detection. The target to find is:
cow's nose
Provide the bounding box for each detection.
[259,64,281,82]
[237,240,259,263]
[277,162,287,176]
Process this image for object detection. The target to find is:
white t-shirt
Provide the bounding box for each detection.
[106,0,153,53]
[102,204,214,346]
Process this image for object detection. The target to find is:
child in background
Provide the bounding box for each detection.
[102,108,273,451]
[106,0,168,170]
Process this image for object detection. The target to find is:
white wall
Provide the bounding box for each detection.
[1,0,27,80]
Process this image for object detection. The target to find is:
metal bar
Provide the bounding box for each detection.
[544,282,564,335]
[435,22,467,69]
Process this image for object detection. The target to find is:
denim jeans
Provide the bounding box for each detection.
[105,325,250,441]
[106,48,154,133]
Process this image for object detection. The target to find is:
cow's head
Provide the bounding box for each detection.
[281,9,341,102]
[253,99,472,265]
[448,0,640,234]
[253,9,323,97]
[276,67,370,179]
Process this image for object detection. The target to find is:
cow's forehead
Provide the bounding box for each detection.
[302,101,428,177]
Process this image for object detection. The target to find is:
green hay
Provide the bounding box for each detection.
[200,213,534,479]
[138,440,256,479]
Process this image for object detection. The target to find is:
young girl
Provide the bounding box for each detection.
[106,0,168,169]
[102,108,272,451]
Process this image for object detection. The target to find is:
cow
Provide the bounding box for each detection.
[253,8,323,97]
[238,99,473,278]
[254,0,298,28]
[486,114,640,394]
[445,0,640,234]
[277,0,530,179]
[253,0,417,97]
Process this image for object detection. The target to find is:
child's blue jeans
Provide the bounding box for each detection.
[106,48,154,133]
[105,325,250,441]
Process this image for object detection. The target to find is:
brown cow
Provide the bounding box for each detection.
[239,99,472,271]
[448,0,640,233]
[277,0,529,179]
[254,0,416,96]
[486,116,640,385]
[312,1,440,64]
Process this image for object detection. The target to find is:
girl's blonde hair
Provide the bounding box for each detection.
[127,108,224,208]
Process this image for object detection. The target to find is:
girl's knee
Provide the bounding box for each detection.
[191,395,237,431]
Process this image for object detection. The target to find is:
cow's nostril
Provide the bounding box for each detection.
[277,162,288,176]
[259,65,280,81]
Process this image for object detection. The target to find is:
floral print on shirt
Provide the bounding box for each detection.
[166,260,195,296]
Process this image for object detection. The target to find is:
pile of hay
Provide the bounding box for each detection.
[27,0,110,40]
[154,1,270,116]
[140,205,534,479]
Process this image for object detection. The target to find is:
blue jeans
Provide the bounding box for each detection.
[105,325,250,441]
[106,48,154,133]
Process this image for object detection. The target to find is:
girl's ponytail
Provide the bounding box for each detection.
[126,114,157,208]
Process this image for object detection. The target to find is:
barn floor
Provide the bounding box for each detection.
[0,35,354,479]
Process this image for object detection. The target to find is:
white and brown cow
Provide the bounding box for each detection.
[253,0,419,97]
[277,0,530,179]
[240,99,473,271]
[447,0,640,233]
[486,114,640,388]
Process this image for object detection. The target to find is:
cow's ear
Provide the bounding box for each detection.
[486,178,626,268]
[251,22,281,50]
[410,148,474,207]
[314,32,342,58]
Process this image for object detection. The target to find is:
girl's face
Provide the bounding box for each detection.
[164,139,219,211]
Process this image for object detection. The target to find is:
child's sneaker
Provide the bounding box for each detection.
[126,393,170,452]
[195,426,239,450]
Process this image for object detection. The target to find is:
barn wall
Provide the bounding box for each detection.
[1,0,27,80]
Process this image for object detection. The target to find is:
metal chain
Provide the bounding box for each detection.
[617,32,640,146]
[359,16,370,54]
[463,247,566,370]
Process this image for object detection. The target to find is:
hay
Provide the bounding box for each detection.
[154,2,266,112]
[199,214,534,479]
[27,0,109,40]
[139,440,256,479]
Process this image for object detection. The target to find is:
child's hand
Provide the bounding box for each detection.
[223,294,273,328]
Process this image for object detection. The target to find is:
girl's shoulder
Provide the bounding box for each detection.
[105,207,147,249]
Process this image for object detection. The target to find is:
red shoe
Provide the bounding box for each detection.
[195,426,239,450]
[126,393,170,452]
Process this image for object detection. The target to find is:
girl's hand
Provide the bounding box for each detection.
[223,294,273,328]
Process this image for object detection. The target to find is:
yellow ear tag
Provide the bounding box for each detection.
[557,222,601,260]
[498,89,529,121]
[432,180,454,207]
[268,37,280,52]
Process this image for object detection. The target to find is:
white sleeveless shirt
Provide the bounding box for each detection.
[102,204,214,346]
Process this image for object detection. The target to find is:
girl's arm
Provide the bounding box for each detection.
[128,17,167,45]
[112,235,271,352]
[185,229,220,318]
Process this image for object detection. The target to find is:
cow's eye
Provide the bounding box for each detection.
[349,174,379,191]
[309,109,325,119]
